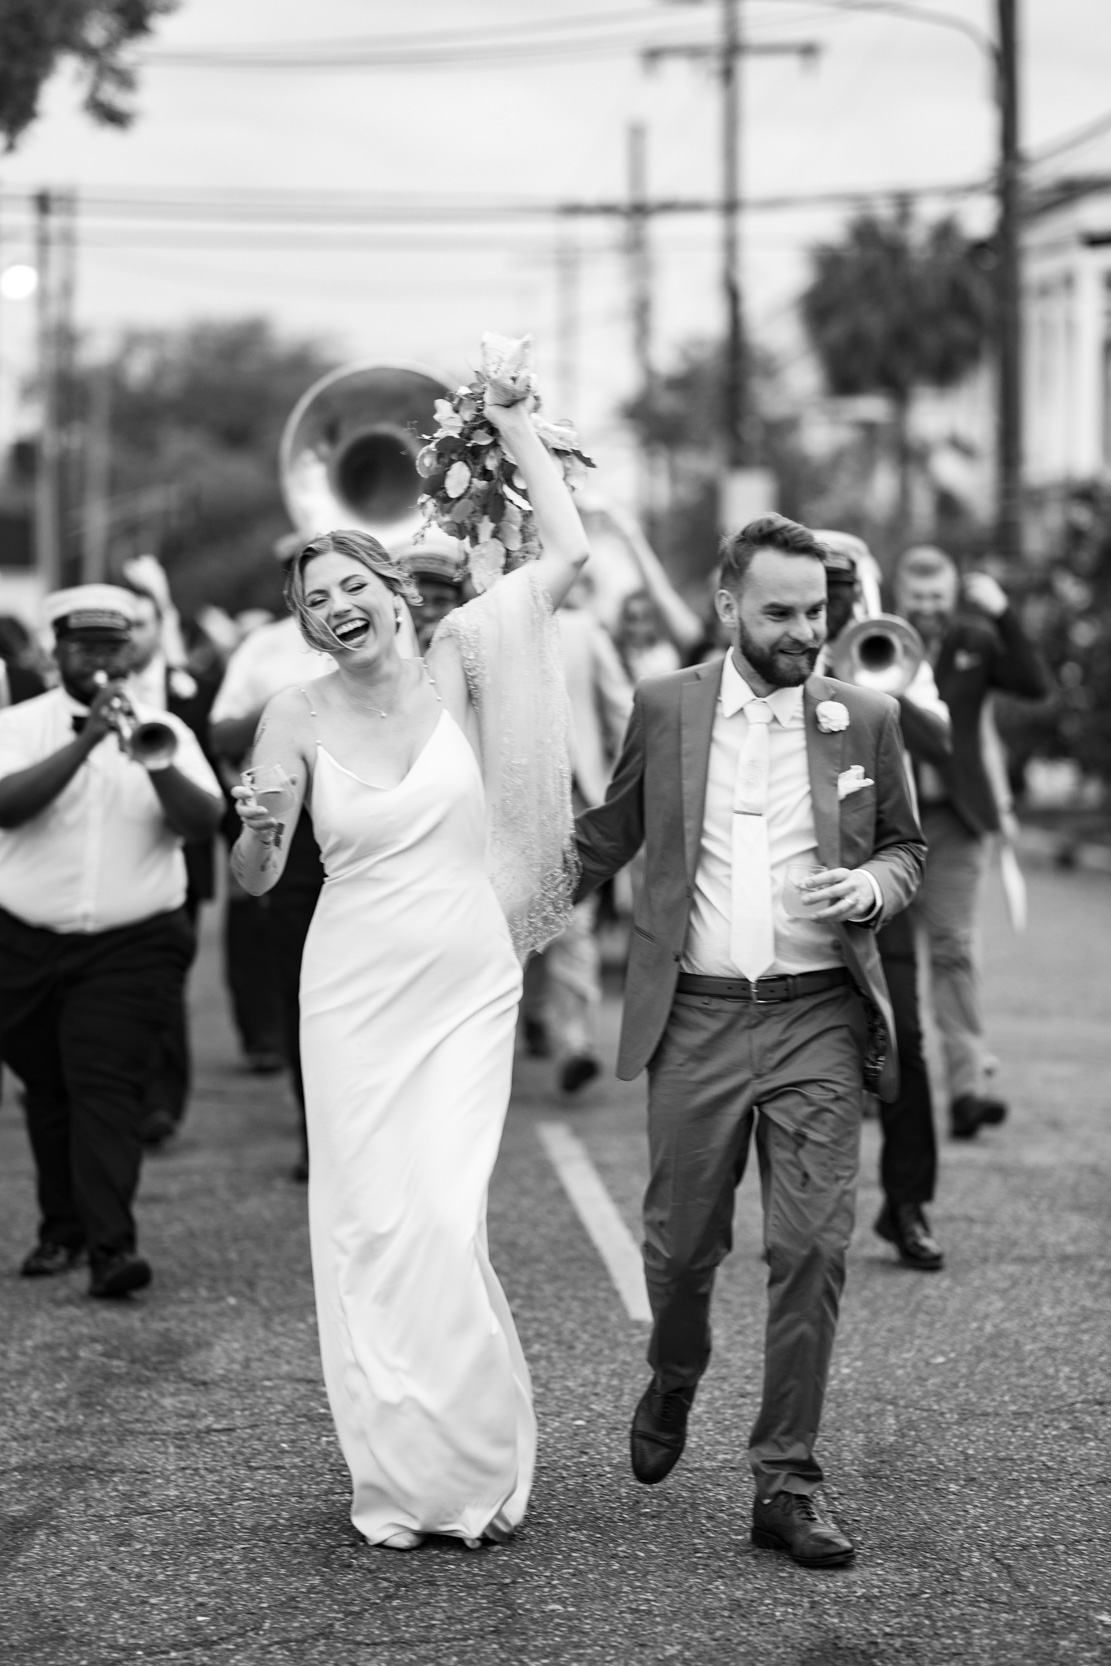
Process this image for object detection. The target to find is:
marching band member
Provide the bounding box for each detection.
[0,586,222,1298]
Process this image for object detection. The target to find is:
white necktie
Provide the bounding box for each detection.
[730,699,775,980]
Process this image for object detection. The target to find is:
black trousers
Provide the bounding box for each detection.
[145,889,202,1125]
[224,888,284,1059]
[269,811,324,1134]
[877,912,938,1207]
[0,904,194,1259]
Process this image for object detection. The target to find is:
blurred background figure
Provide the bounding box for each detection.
[0,585,222,1298]
[122,558,223,1147]
[521,569,633,1093]
[819,531,951,1271]
[397,534,470,651]
[894,547,1050,1141]
[613,589,681,683]
[0,616,50,707]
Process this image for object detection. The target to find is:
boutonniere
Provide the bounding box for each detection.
[816,700,850,733]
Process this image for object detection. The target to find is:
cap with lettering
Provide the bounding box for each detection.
[45,584,137,640]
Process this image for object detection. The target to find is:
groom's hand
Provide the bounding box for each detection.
[798,866,878,923]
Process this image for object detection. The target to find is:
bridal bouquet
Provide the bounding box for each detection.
[415,333,594,591]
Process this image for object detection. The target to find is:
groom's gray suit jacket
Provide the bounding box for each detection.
[573,661,927,1101]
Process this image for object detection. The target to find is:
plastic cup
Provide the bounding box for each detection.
[783,864,826,919]
[241,763,297,819]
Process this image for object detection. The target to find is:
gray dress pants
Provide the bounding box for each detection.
[644,984,865,1498]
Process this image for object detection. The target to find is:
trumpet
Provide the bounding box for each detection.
[829,614,925,696]
[92,672,178,769]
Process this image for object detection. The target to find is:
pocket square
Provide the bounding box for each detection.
[837,765,874,801]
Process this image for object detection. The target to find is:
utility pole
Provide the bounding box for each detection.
[82,364,112,583]
[626,122,653,399]
[645,15,818,519]
[721,0,745,470]
[34,190,61,593]
[996,0,1023,563]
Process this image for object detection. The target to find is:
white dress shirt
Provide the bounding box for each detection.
[0,688,222,933]
[209,616,334,724]
[683,654,875,978]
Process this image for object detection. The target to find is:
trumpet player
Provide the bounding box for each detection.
[0,586,222,1299]
[818,534,951,1271]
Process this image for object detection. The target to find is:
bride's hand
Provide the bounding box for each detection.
[232,781,279,844]
[482,385,537,431]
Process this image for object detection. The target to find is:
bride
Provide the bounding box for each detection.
[231,386,587,1552]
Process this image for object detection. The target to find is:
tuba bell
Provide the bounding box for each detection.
[830,614,925,696]
[279,361,454,543]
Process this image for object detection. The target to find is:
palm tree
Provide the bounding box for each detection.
[801,206,994,532]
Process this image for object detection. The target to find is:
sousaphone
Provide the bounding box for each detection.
[279,361,454,546]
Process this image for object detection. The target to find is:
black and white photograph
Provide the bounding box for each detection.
[0,2,1107,1662]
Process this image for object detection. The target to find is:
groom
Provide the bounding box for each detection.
[574,514,925,1567]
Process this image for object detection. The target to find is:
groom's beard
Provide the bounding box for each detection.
[737,617,821,689]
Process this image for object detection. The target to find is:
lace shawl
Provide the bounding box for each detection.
[434,564,579,959]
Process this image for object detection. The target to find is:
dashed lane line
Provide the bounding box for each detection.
[536,1120,652,1323]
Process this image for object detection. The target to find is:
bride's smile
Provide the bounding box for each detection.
[303,557,396,659]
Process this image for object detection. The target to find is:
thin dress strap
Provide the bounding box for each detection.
[298,684,318,719]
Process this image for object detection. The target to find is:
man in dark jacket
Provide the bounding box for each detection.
[894,547,1050,1140]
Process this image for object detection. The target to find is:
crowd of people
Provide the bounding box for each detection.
[0,384,1050,1566]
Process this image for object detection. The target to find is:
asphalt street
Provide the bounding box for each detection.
[1,855,1109,1666]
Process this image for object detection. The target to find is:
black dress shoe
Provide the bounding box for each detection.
[89,1252,152,1300]
[20,1241,85,1277]
[874,1201,944,1270]
[950,1093,1009,1139]
[523,1017,552,1059]
[141,1107,178,1149]
[751,1491,855,1568]
[630,1381,694,1484]
[559,1053,600,1094]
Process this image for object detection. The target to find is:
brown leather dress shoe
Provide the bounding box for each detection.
[874,1200,944,1270]
[751,1491,855,1567]
[630,1381,694,1484]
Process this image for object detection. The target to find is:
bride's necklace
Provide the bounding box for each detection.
[360,663,442,720]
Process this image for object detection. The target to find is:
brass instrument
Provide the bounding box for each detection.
[92,671,178,768]
[829,614,925,696]
[279,361,454,543]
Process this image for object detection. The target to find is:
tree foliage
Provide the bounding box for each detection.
[0,0,177,150]
[56,319,338,615]
[801,206,994,404]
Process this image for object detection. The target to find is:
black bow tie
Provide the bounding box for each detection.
[72,715,88,734]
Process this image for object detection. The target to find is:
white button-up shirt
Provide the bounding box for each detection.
[682,654,850,977]
[0,688,222,933]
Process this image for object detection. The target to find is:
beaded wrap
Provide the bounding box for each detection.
[433,564,580,960]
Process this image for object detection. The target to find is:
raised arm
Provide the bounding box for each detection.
[228,686,314,895]
[483,397,589,611]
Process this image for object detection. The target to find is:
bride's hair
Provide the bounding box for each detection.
[286,529,423,653]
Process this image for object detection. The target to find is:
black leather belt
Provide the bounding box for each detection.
[675,968,851,1005]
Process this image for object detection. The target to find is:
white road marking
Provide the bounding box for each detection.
[537,1120,652,1323]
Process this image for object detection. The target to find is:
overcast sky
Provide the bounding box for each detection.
[1,0,1109,483]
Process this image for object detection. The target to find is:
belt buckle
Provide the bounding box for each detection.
[749,977,782,1006]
